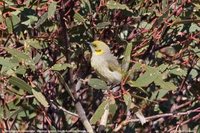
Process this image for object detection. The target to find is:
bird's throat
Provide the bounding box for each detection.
[95,49,104,55]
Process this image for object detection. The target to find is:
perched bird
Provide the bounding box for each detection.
[87,40,122,84]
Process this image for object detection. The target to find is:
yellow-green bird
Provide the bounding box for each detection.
[87,40,122,84]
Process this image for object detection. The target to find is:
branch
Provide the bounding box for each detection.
[51,100,79,117]
[74,80,94,133]
[113,107,200,132]
[168,113,200,132]
[75,102,94,133]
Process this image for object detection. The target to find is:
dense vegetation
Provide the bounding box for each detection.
[0,0,200,132]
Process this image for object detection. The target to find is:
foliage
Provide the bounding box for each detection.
[0,0,200,132]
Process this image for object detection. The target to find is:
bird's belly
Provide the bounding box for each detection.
[91,56,122,84]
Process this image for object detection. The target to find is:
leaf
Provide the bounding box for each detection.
[9,76,32,93]
[169,67,187,77]
[154,77,177,90]
[35,12,48,28]
[90,98,117,124]
[32,89,49,107]
[5,48,29,60]
[122,42,132,72]
[192,47,200,58]
[96,22,111,29]
[11,15,20,27]
[90,100,108,124]
[129,67,161,87]
[56,72,76,101]
[81,0,92,13]
[33,53,42,64]
[5,17,13,33]
[48,1,57,19]
[25,0,31,7]
[162,0,168,10]
[189,23,200,33]
[15,66,26,75]
[51,63,72,71]
[150,89,169,100]
[190,69,198,78]
[109,100,117,117]
[119,30,128,40]
[74,13,85,23]
[135,110,146,125]
[0,14,3,23]
[0,57,19,69]
[139,21,153,30]
[88,78,107,90]
[123,92,131,109]
[106,0,132,12]
[157,64,169,72]
[25,39,43,49]
[27,15,38,24]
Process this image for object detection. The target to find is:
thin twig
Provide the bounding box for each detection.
[51,101,79,117]
[114,107,200,132]
[168,113,200,132]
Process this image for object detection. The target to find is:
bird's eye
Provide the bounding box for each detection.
[92,44,97,48]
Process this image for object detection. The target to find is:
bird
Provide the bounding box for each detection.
[87,40,122,84]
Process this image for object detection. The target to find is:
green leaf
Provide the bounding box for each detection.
[56,72,76,101]
[81,0,92,13]
[157,64,169,72]
[90,100,108,124]
[162,0,168,10]
[25,0,31,7]
[51,63,72,71]
[150,89,169,100]
[32,89,49,108]
[96,22,111,29]
[74,13,85,23]
[189,23,200,32]
[35,12,48,28]
[106,0,132,12]
[169,67,187,77]
[193,47,200,58]
[139,21,152,30]
[0,57,19,69]
[33,53,42,64]
[25,39,43,49]
[5,17,13,33]
[48,1,57,19]
[129,67,161,87]
[123,92,131,109]
[27,15,38,24]
[9,76,32,93]
[90,98,117,124]
[190,69,198,78]
[88,78,107,90]
[122,42,132,72]
[109,100,117,117]
[11,15,20,27]
[5,48,29,60]
[154,77,177,90]
[15,66,26,75]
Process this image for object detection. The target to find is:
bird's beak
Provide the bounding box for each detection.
[86,41,91,46]
[86,41,93,50]
[86,42,92,48]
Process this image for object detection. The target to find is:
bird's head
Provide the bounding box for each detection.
[87,40,111,55]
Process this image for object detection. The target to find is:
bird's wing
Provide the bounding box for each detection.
[106,55,121,72]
